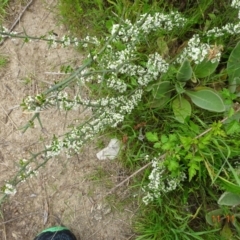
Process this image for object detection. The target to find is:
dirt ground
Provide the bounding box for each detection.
[0,0,135,239]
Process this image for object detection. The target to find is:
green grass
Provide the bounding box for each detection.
[55,1,240,239]
[0,55,8,68]
[0,0,9,24]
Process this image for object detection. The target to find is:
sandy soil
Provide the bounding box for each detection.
[0,0,135,239]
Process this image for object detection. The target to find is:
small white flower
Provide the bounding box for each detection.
[4,183,17,195]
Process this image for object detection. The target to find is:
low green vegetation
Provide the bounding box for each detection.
[56,1,240,239]
[0,0,8,24]
[0,54,8,68]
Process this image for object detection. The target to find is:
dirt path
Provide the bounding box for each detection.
[0,1,134,239]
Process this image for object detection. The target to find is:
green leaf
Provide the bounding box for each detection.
[218,192,240,206]
[162,142,172,150]
[146,132,159,142]
[226,161,240,186]
[188,163,199,181]
[172,97,191,123]
[161,134,168,143]
[228,77,240,93]
[153,142,161,148]
[185,88,225,112]
[179,135,192,151]
[149,93,171,108]
[194,59,219,78]
[152,81,173,99]
[220,223,233,239]
[189,121,200,134]
[206,209,224,226]
[106,19,114,32]
[177,59,192,82]
[175,82,186,94]
[157,37,169,57]
[218,176,240,194]
[225,120,240,135]
[227,41,240,84]
[167,160,179,172]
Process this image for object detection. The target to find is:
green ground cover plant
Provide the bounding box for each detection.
[1,0,240,239]
[0,0,8,24]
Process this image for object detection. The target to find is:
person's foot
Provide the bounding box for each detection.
[34,226,77,240]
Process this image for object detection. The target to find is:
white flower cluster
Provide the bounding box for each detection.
[18,159,38,182]
[61,35,71,47]
[106,74,127,93]
[22,91,79,112]
[142,157,186,205]
[48,33,58,48]
[21,95,45,112]
[45,89,143,158]
[231,0,240,9]
[206,23,240,37]
[137,54,169,86]
[82,35,100,48]
[176,34,221,64]
[81,49,169,89]
[111,11,186,43]
[176,0,240,65]
[56,91,78,110]
[207,0,240,36]
[0,26,18,37]
[3,183,17,196]
[78,11,185,90]
[48,33,81,48]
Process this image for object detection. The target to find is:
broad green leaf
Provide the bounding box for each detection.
[172,97,191,123]
[177,59,192,82]
[228,77,240,93]
[194,59,219,78]
[145,132,159,142]
[185,88,225,112]
[227,41,240,84]
[152,81,173,99]
[206,209,224,226]
[218,192,240,206]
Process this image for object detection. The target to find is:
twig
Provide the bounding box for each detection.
[0,104,18,130]
[0,0,35,45]
[45,72,70,75]
[0,211,7,240]
[0,211,41,225]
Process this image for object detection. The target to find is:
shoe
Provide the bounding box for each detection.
[34,226,77,240]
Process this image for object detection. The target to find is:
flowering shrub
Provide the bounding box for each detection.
[1,2,240,238]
